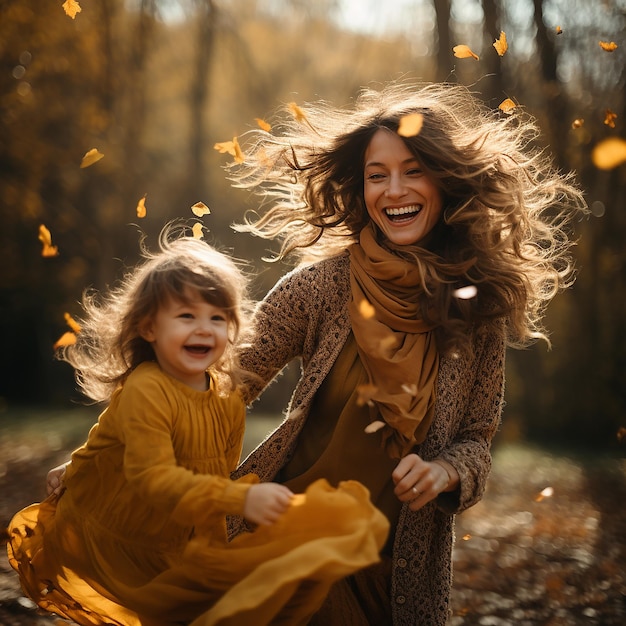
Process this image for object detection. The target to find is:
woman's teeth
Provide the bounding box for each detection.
[385,205,421,218]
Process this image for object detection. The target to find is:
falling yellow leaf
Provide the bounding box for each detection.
[213,137,244,164]
[591,137,626,169]
[38,224,59,257]
[571,118,584,129]
[191,202,211,217]
[498,98,517,114]
[453,44,479,60]
[80,148,104,168]
[535,486,554,502]
[255,118,271,132]
[356,383,378,407]
[364,420,386,434]
[555,26,563,35]
[62,0,81,19]
[493,31,508,56]
[401,383,418,396]
[136,194,147,218]
[599,41,618,52]
[617,427,626,443]
[287,102,308,123]
[462,534,472,541]
[192,222,205,239]
[397,113,424,137]
[54,331,76,350]
[64,312,81,334]
[453,285,478,300]
[604,109,617,128]
[358,299,376,319]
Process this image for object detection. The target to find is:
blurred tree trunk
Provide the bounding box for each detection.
[433,0,452,81]
[187,0,216,200]
[481,0,506,103]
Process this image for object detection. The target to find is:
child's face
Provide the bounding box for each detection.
[140,290,230,391]
[363,128,443,247]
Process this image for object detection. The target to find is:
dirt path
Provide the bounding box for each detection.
[1,410,624,625]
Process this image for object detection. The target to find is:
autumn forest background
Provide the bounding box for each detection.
[1,0,625,452]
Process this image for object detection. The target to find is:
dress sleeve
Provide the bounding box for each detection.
[118,371,254,531]
[435,321,506,514]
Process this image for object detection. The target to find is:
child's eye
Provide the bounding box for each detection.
[212,314,227,322]
[179,312,194,319]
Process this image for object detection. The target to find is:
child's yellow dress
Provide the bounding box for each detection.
[7,362,389,626]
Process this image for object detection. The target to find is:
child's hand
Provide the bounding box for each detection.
[47,462,69,496]
[243,483,294,526]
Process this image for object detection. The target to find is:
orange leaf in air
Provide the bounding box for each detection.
[571,118,584,129]
[364,420,386,434]
[54,331,77,350]
[453,44,479,60]
[599,41,618,52]
[555,26,563,35]
[617,427,626,443]
[255,118,271,132]
[356,383,378,407]
[136,194,147,218]
[498,98,517,114]
[604,109,617,128]
[191,202,210,217]
[62,0,81,19]
[64,312,81,334]
[591,137,626,169]
[38,224,59,257]
[287,102,308,123]
[535,486,554,502]
[213,137,244,164]
[192,223,205,239]
[80,148,104,168]
[493,31,508,56]
[397,113,424,137]
[358,299,376,319]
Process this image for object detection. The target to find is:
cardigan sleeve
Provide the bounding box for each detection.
[117,370,254,531]
[239,263,324,405]
[434,321,506,514]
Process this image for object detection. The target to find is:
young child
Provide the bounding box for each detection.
[6,230,389,626]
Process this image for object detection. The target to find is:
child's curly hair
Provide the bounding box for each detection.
[59,226,254,402]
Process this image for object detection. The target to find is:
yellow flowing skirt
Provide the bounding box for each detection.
[7,479,389,626]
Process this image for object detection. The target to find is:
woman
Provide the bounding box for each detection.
[225,82,587,625]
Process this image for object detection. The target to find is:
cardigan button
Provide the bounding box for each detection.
[397,558,407,568]
[396,595,406,604]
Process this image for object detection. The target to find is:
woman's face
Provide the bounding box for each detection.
[363,128,443,246]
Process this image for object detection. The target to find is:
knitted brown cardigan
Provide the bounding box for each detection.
[232,253,505,625]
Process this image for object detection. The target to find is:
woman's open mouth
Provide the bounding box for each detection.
[384,205,422,223]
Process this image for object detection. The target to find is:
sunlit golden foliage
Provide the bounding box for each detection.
[62,0,81,19]
[591,137,626,169]
[397,113,423,137]
[604,109,617,128]
[493,31,508,57]
[38,224,58,257]
[453,44,479,60]
[80,148,104,168]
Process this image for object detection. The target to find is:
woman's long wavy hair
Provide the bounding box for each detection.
[229,81,588,352]
[59,227,253,403]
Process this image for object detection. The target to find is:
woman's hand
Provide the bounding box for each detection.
[46,461,70,496]
[392,454,459,511]
[243,482,294,526]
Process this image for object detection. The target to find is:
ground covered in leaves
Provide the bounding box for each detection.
[1,408,624,625]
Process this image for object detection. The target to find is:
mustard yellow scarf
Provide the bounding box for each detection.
[348,223,439,458]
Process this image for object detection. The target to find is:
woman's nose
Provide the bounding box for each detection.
[385,173,407,198]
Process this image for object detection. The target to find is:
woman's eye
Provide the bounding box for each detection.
[366,172,385,181]
[407,168,423,176]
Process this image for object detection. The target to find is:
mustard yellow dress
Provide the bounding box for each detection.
[7,362,389,626]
